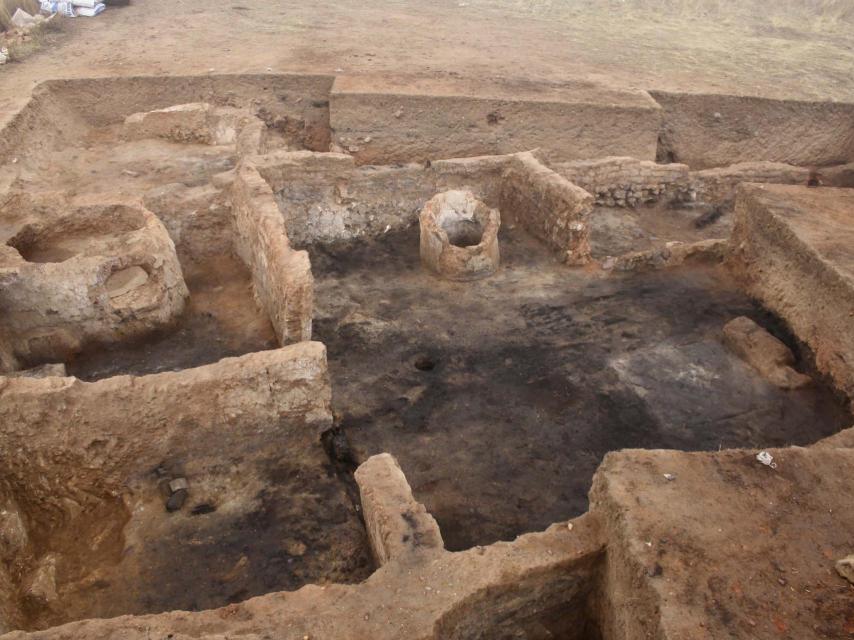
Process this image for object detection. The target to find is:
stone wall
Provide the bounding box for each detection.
[691,161,810,208]
[232,164,314,344]
[552,156,820,212]
[501,152,594,265]
[554,156,691,207]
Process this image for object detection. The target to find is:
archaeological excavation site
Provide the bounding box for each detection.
[0,70,852,639]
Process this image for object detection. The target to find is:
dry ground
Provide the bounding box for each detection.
[1,0,854,131]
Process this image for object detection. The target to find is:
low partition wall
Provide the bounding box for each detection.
[0,343,333,631]
[0,453,604,640]
[728,184,854,400]
[0,342,332,523]
[501,152,594,265]
[232,164,314,344]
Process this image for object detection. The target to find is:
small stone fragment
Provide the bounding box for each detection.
[722,316,812,389]
[169,477,189,493]
[836,555,854,584]
[166,488,188,512]
[24,555,58,605]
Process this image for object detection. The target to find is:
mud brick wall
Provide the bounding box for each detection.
[142,183,234,266]
[355,453,444,566]
[0,343,332,519]
[554,156,691,207]
[232,164,314,344]
[501,152,594,265]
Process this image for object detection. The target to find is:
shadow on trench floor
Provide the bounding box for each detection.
[309,224,852,552]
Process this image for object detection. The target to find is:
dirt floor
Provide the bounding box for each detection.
[588,202,732,260]
[311,223,851,551]
[1,0,854,133]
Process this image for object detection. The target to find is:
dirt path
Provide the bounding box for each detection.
[2,0,854,131]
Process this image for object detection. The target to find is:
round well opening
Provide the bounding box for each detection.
[441,216,485,248]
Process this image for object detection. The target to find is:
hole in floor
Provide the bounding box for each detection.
[414,355,437,371]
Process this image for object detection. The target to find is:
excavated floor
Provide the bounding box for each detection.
[311,224,851,551]
[28,456,374,628]
[588,202,732,259]
[18,450,373,631]
[8,137,236,198]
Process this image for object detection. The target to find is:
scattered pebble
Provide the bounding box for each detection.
[166,488,188,512]
[836,555,854,584]
[169,477,189,493]
[756,450,777,469]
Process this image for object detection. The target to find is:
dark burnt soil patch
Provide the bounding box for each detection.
[25,449,373,630]
[66,254,277,380]
[310,225,851,551]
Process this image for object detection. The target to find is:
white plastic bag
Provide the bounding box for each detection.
[40,1,76,17]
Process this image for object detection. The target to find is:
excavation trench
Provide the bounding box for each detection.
[0,74,851,638]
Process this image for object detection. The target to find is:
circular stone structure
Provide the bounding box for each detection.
[0,197,189,364]
[418,190,500,281]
